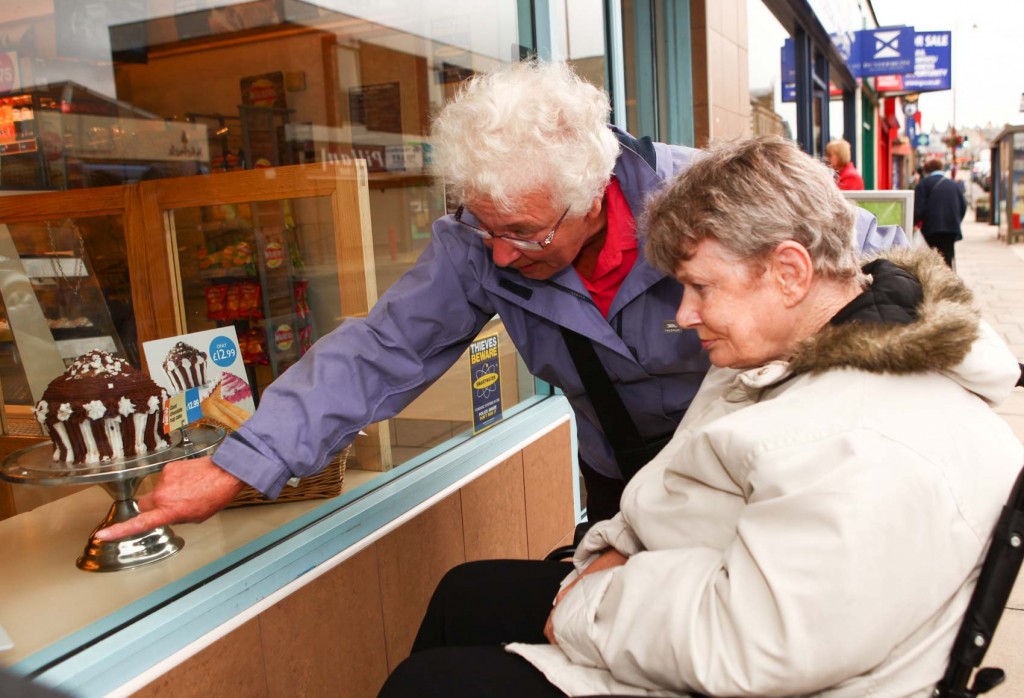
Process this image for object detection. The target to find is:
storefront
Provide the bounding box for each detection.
[0,2,713,695]
[990,125,1024,243]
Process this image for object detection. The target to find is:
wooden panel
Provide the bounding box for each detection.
[124,184,177,345]
[0,480,14,522]
[260,545,389,698]
[0,186,127,223]
[131,619,267,698]
[376,494,465,669]
[460,454,528,561]
[523,423,575,559]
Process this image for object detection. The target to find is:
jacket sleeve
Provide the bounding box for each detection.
[212,227,495,496]
[550,431,991,695]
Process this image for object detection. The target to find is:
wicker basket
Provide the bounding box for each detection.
[199,418,348,508]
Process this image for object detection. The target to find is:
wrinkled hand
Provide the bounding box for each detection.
[94,455,245,540]
[544,549,627,645]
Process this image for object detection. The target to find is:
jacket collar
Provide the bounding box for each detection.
[789,247,977,377]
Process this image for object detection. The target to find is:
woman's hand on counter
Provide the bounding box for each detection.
[94,456,246,540]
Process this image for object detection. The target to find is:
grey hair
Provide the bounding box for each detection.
[644,136,862,281]
[429,61,619,215]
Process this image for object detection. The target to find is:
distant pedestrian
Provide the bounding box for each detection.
[914,158,967,269]
[825,138,865,190]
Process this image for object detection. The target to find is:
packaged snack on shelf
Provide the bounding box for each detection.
[221,244,235,268]
[238,281,262,319]
[225,283,241,320]
[293,279,309,319]
[233,241,253,267]
[205,284,229,321]
[240,328,269,365]
[299,324,313,355]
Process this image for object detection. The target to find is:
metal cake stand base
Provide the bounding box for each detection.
[1,425,224,572]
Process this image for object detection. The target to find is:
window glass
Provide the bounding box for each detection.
[746,0,795,141]
[0,2,537,476]
[0,0,557,663]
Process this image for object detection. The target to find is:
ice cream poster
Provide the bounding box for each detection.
[469,333,502,434]
[142,327,256,429]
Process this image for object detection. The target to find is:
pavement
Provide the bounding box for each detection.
[944,217,1024,692]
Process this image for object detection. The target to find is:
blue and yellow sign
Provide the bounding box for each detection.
[469,333,502,433]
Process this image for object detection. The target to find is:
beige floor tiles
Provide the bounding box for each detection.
[132,619,267,698]
[258,545,388,698]
[375,493,466,670]
[522,423,575,559]
[460,454,529,561]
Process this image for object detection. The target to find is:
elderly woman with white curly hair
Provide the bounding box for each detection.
[379,136,1023,698]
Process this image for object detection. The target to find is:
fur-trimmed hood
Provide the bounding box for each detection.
[786,246,1017,405]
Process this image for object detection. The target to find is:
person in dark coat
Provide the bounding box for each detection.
[914,158,967,268]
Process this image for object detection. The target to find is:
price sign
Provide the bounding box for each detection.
[209,335,238,367]
[163,387,203,433]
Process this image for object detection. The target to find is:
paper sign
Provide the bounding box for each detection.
[469,333,502,433]
[143,327,256,427]
[163,387,202,433]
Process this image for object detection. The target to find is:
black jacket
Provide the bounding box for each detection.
[914,173,967,240]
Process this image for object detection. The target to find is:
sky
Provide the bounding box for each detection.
[869,0,1024,133]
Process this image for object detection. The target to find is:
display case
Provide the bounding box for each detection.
[0,82,208,191]
[991,125,1024,244]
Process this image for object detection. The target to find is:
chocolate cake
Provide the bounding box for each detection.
[163,341,209,391]
[34,350,170,465]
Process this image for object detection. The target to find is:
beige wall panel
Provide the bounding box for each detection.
[377,494,466,669]
[705,0,722,34]
[131,619,267,698]
[708,30,724,113]
[460,454,529,561]
[721,37,740,114]
[259,545,389,698]
[737,0,749,50]
[522,423,575,560]
[721,0,739,42]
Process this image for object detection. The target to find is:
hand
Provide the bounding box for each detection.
[544,549,627,645]
[94,455,246,540]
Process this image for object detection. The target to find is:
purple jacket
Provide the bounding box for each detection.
[213,129,908,494]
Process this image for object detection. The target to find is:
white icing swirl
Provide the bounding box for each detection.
[57,403,73,422]
[33,400,48,424]
[147,395,160,414]
[84,399,106,420]
[118,396,136,417]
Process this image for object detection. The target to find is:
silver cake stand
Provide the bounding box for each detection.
[0,424,224,572]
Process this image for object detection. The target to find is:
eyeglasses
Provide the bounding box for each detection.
[454,205,570,251]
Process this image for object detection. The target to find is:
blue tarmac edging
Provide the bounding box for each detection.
[17,396,574,697]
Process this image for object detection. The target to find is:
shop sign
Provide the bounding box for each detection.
[0,51,20,93]
[849,26,915,77]
[469,333,503,434]
[875,32,952,95]
[63,114,210,162]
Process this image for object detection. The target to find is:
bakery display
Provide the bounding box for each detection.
[163,341,209,391]
[33,350,170,465]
